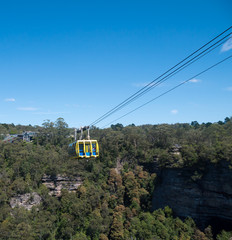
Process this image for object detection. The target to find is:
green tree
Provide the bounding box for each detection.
[110,205,125,240]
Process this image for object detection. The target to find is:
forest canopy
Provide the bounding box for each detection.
[0,117,232,239]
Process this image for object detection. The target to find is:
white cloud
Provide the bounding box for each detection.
[132,82,150,88]
[33,111,68,115]
[171,109,178,114]
[221,36,232,52]
[226,86,232,91]
[4,98,16,102]
[17,107,38,111]
[189,78,201,83]
[65,103,79,108]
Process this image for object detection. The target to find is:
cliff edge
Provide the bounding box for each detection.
[152,160,232,231]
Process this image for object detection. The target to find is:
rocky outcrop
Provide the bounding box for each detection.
[42,174,82,197]
[115,158,124,174]
[152,160,232,229]
[10,192,41,210]
[9,175,82,209]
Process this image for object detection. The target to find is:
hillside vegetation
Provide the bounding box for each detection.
[0,117,232,240]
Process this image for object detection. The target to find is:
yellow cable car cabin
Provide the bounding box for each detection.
[68,139,99,158]
[68,126,99,158]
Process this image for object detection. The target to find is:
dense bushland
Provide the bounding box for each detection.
[0,117,232,239]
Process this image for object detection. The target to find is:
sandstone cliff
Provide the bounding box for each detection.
[42,174,82,197]
[10,192,41,210]
[152,160,232,231]
[10,175,82,210]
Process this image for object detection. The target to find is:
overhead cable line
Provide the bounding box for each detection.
[89,26,232,127]
[94,34,231,126]
[102,54,232,128]
[91,30,231,126]
[116,35,231,104]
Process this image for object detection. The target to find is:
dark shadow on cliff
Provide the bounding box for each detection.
[207,217,232,237]
[152,160,232,235]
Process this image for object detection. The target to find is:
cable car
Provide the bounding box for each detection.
[68,126,99,158]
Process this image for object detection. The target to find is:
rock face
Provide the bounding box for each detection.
[42,174,82,197]
[10,192,41,210]
[9,175,82,209]
[152,160,232,229]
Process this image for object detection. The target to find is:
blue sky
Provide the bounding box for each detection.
[0,0,231,128]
